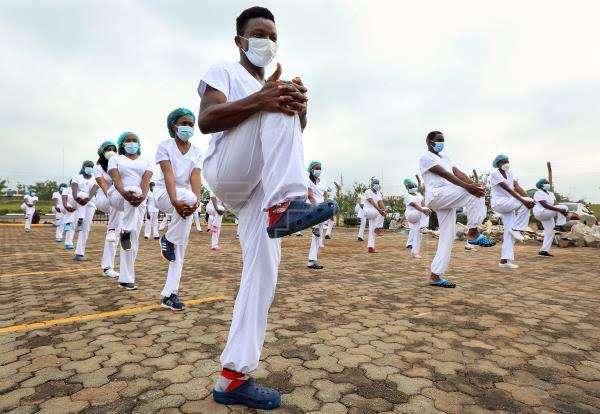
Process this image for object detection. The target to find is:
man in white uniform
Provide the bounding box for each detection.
[52,185,66,241]
[61,184,76,249]
[419,131,496,288]
[71,161,98,261]
[144,182,160,240]
[23,190,38,232]
[306,161,328,269]
[363,178,386,253]
[533,178,568,257]
[197,7,337,409]
[356,193,366,241]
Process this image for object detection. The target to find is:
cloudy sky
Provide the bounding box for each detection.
[1,0,600,201]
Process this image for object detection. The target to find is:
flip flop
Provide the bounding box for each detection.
[429,279,456,288]
[267,200,339,239]
[467,234,496,247]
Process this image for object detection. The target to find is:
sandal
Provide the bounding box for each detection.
[267,200,339,239]
[429,279,456,288]
[467,234,496,247]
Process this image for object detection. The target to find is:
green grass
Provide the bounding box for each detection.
[589,204,600,218]
[0,200,53,214]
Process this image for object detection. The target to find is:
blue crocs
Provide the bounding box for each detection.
[467,234,497,247]
[430,279,456,288]
[267,200,339,239]
[213,378,281,410]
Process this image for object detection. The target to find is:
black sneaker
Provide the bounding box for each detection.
[161,294,185,311]
[74,254,86,261]
[307,262,324,269]
[325,235,331,240]
[312,227,321,237]
[406,245,412,249]
[357,237,364,241]
[76,218,84,232]
[554,225,566,232]
[120,231,132,250]
[144,236,149,240]
[538,251,554,258]
[160,235,176,261]
[154,236,160,240]
[119,282,138,290]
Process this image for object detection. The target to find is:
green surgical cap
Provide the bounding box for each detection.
[536,178,547,189]
[307,160,322,173]
[167,108,196,138]
[403,178,416,187]
[492,154,509,168]
[117,132,140,155]
[371,177,380,185]
[97,140,117,157]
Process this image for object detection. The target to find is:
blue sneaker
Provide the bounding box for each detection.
[160,236,175,261]
[267,200,339,239]
[161,294,185,311]
[213,378,281,410]
[65,244,75,250]
[64,223,71,232]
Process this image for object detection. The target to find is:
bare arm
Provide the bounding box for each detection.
[428,165,484,197]
[190,169,202,209]
[514,180,528,197]
[95,176,110,196]
[453,166,477,185]
[307,187,317,205]
[140,171,152,200]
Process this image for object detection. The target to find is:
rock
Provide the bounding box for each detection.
[456,223,468,240]
[562,223,600,248]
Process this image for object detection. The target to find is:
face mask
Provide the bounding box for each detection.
[542,183,551,191]
[372,184,381,191]
[408,187,418,194]
[84,167,94,176]
[176,125,194,141]
[30,193,36,197]
[501,163,510,171]
[124,142,139,155]
[241,37,278,68]
[433,142,444,153]
[104,150,116,160]
[312,169,321,178]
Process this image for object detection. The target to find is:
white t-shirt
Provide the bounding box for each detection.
[419,152,456,203]
[154,139,202,191]
[404,192,424,214]
[93,163,113,188]
[533,189,556,216]
[307,177,326,204]
[108,155,153,188]
[72,174,96,195]
[52,191,63,209]
[198,61,263,163]
[24,195,38,205]
[146,190,159,213]
[364,189,382,211]
[490,169,518,206]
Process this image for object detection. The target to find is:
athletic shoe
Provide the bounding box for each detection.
[120,231,132,251]
[65,244,75,250]
[119,282,138,290]
[368,247,377,253]
[357,237,364,241]
[154,236,159,240]
[325,235,331,240]
[103,268,119,278]
[144,236,149,240]
[538,251,554,258]
[406,245,412,249]
[211,246,221,252]
[295,232,303,237]
[510,229,524,242]
[307,261,323,269]
[213,375,280,410]
[206,228,211,232]
[499,262,519,269]
[312,227,321,237]
[25,228,31,233]
[464,244,477,252]
[554,225,566,232]
[160,235,176,261]
[412,254,422,259]
[76,218,84,232]
[55,238,62,243]
[74,255,86,261]
[161,294,185,311]
[64,223,71,232]
[105,231,117,243]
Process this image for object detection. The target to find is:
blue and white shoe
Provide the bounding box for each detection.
[64,223,71,232]
[119,282,138,290]
[161,294,185,311]
[65,244,75,250]
[160,235,175,262]
[213,378,281,410]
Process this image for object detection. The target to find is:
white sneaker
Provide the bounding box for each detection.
[103,268,119,278]
[510,229,524,242]
[412,254,422,259]
[499,262,519,269]
[106,230,117,243]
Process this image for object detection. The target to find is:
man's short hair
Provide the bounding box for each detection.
[426,131,442,141]
[236,6,275,35]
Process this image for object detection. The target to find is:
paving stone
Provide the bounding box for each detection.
[68,367,117,387]
[0,387,35,412]
[37,396,89,414]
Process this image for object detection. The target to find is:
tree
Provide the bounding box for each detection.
[16,182,25,195]
[0,178,7,196]
[33,181,59,200]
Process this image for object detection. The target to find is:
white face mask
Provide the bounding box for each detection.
[104,151,116,160]
[501,163,510,171]
[241,37,278,67]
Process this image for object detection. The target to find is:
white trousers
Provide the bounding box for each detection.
[74,198,96,257]
[406,210,429,255]
[156,188,197,297]
[24,206,35,230]
[159,213,171,230]
[110,187,145,284]
[534,206,567,252]
[427,184,486,276]
[96,191,122,270]
[364,209,384,249]
[308,223,324,262]
[203,111,305,373]
[357,214,366,239]
[145,211,159,238]
[192,208,202,231]
[326,219,334,237]
[55,212,64,240]
[493,197,532,261]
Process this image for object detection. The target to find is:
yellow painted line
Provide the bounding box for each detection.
[0,250,102,258]
[0,267,98,278]
[0,295,226,334]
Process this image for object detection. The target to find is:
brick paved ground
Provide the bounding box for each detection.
[0,224,599,413]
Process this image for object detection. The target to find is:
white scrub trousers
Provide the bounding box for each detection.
[406,210,429,256]
[96,191,122,271]
[145,211,160,238]
[156,188,197,298]
[109,187,145,284]
[427,184,486,276]
[74,192,96,257]
[357,212,366,239]
[54,210,64,240]
[326,219,334,238]
[192,208,202,232]
[364,209,384,249]
[24,206,35,231]
[159,213,171,230]
[534,206,567,253]
[493,198,532,261]
[206,203,223,249]
[308,223,324,263]
[203,111,306,374]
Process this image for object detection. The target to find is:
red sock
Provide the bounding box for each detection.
[220,368,248,392]
[268,200,291,226]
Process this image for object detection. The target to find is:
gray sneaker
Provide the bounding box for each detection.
[74,255,86,261]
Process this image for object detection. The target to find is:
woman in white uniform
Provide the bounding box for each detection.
[363,178,386,253]
[52,185,66,241]
[159,213,171,231]
[94,141,121,278]
[155,108,202,310]
[419,131,495,288]
[108,132,153,290]
[144,182,160,240]
[355,193,366,241]
[206,190,226,251]
[533,178,568,258]
[325,187,335,241]
[61,182,76,249]
[403,178,431,259]
[192,205,203,232]
[490,155,535,269]
[306,161,328,269]
[23,190,38,233]
[71,161,98,261]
